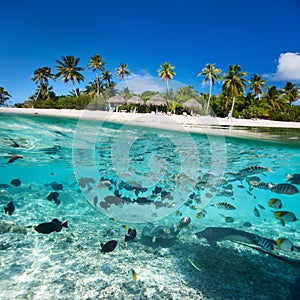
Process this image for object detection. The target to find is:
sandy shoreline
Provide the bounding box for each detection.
[1,108,300,141]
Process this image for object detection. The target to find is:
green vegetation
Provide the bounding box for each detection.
[2,55,300,121]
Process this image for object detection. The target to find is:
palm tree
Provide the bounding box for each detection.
[249,73,267,100]
[282,82,299,105]
[101,70,113,87]
[32,67,55,101]
[0,86,11,106]
[55,55,85,97]
[88,54,106,94]
[198,63,222,113]
[158,62,176,93]
[116,63,131,81]
[222,64,248,116]
[263,86,288,111]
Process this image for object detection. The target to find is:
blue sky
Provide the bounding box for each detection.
[1,0,300,104]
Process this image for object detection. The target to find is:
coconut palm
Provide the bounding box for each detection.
[116,63,131,81]
[198,63,222,113]
[101,70,113,87]
[158,62,176,93]
[249,73,267,100]
[222,64,248,116]
[0,86,11,106]
[88,54,106,94]
[263,86,288,111]
[32,67,55,101]
[55,55,85,97]
[282,82,299,105]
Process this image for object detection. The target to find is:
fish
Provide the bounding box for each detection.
[174,210,182,216]
[125,228,137,242]
[195,227,277,249]
[276,238,294,252]
[268,198,283,209]
[253,235,275,251]
[128,268,138,281]
[100,240,118,253]
[268,183,299,195]
[273,211,298,226]
[249,181,270,190]
[34,218,68,234]
[258,204,265,210]
[243,222,252,227]
[10,178,21,187]
[188,257,202,271]
[122,224,129,231]
[0,183,10,188]
[7,155,23,164]
[286,173,300,185]
[50,182,63,190]
[4,201,15,215]
[211,202,236,210]
[46,192,60,204]
[253,207,260,217]
[224,216,234,223]
[195,209,207,219]
[239,165,272,177]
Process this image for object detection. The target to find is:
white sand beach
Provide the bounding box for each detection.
[1,108,300,141]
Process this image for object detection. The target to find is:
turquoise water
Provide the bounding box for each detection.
[0,113,300,299]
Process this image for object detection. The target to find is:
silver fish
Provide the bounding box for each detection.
[212,202,236,210]
[269,183,299,195]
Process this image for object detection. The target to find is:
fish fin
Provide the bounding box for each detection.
[280,219,285,226]
[4,207,7,213]
[100,243,104,247]
[62,221,68,228]
[52,218,60,223]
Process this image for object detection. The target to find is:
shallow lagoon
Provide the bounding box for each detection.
[0,113,300,299]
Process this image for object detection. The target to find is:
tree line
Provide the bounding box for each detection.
[0,54,299,121]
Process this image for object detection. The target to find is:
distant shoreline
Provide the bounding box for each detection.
[1,108,300,142]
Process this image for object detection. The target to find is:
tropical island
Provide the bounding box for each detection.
[0,54,299,121]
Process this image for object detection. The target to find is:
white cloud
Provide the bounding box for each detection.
[117,72,185,94]
[271,52,300,82]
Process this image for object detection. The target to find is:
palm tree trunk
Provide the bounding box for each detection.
[230,96,235,114]
[72,81,78,97]
[166,79,169,94]
[205,79,213,114]
[34,86,42,102]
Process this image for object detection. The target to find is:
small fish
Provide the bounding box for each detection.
[286,173,300,185]
[243,222,252,227]
[35,218,68,234]
[195,209,207,219]
[253,207,260,217]
[253,235,274,251]
[100,240,118,253]
[125,228,137,242]
[174,210,182,216]
[258,204,265,210]
[212,202,236,210]
[239,165,271,176]
[7,155,24,164]
[273,211,298,226]
[0,183,10,188]
[268,183,299,195]
[10,178,21,187]
[4,201,15,215]
[224,216,234,223]
[122,224,129,231]
[268,198,283,209]
[249,181,270,190]
[276,237,294,252]
[128,268,138,281]
[46,192,60,204]
[190,205,198,210]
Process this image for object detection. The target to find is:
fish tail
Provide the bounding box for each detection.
[62,221,68,228]
[4,207,7,213]
[280,219,285,226]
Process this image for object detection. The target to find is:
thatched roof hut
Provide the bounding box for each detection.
[183,99,202,114]
[146,94,167,113]
[107,95,126,112]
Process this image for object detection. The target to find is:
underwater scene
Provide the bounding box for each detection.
[0,113,300,300]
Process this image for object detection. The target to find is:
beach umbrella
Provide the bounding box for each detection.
[183,99,202,115]
[127,96,145,113]
[107,95,126,112]
[146,94,167,114]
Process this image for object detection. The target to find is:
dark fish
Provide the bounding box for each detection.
[253,235,274,251]
[258,204,265,210]
[125,228,137,242]
[7,155,23,164]
[100,240,118,253]
[286,173,300,185]
[243,222,252,227]
[50,182,63,190]
[253,207,260,217]
[269,183,298,195]
[10,179,21,187]
[4,201,15,215]
[0,183,10,188]
[34,218,68,234]
[153,186,163,195]
[46,192,60,204]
